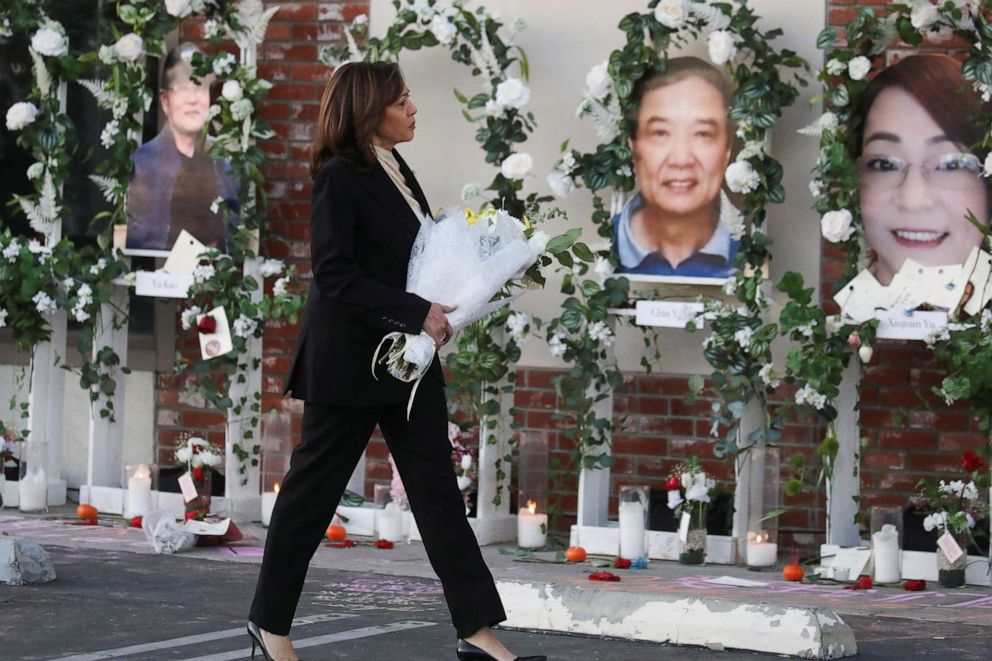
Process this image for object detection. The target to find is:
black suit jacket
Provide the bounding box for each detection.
[285,150,444,406]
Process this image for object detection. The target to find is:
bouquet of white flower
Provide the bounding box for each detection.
[374,207,545,416]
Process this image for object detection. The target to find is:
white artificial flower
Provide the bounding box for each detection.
[963,481,979,501]
[795,385,827,410]
[0,308,7,327]
[460,454,473,470]
[910,0,940,30]
[209,197,224,214]
[0,18,11,39]
[984,152,992,178]
[546,170,575,199]
[89,258,106,275]
[193,263,216,283]
[430,15,457,46]
[113,34,145,62]
[352,14,369,27]
[273,277,289,297]
[32,291,56,314]
[847,56,871,81]
[230,98,254,121]
[165,0,194,17]
[588,321,615,346]
[460,182,482,202]
[809,179,824,199]
[682,472,696,489]
[213,52,236,77]
[825,58,847,76]
[98,45,116,65]
[5,102,39,131]
[560,150,577,172]
[26,162,44,180]
[685,482,711,503]
[528,230,549,254]
[3,239,21,262]
[494,77,530,110]
[176,447,193,463]
[72,303,90,323]
[584,61,611,101]
[708,30,737,66]
[759,363,781,389]
[259,258,285,278]
[667,489,683,510]
[100,119,120,149]
[734,326,754,349]
[410,0,434,22]
[222,80,244,103]
[484,98,504,118]
[965,512,976,529]
[500,152,533,180]
[654,0,688,29]
[548,333,567,358]
[725,161,760,194]
[593,257,614,285]
[722,278,737,296]
[31,24,68,58]
[232,314,258,338]
[181,306,202,331]
[506,311,530,343]
[200,450,222,467]
[456,474,472,491]
[203,19,222,40]
[820,209,855,243]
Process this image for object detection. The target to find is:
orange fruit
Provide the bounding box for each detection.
[565,546,587,563]
[325,523,347,542]
[76,504,98,519]
[782,563,804,582]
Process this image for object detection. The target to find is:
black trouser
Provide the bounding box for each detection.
[248,378,506,638]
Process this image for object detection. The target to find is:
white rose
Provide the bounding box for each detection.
[708,30,737,66]
[528,230,549,254]
[222,80,243,102]
[460,182,482,202]
[593,256,614,285]
[500,152,533,180]
[31,25,68,58]
[232,314,258,338]
[460,454,473,470]
[820,209,855,243]
[26,163,44,180]
[685,482,711,503]
[584,61,611,101]
[113,34,145,62]
[546,170,575,199]
[494,77,530,110]
[176,447,193,463]
[165,0,194,17]
[484,98,504,118]
[403,332,436,368]
[825,58,847,76]
[213,52,236,77]
[273,277,288,297]
[259,258,285,278]
[654,0,687,29]
[430,15,457,46]
[725,161,760,194]
[847,56,871,81]
[911,1,939,30]
[6,101,38,131]
[456,475,473,491]
[230,98,254,121]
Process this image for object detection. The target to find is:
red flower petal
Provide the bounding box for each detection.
[197,315,217,334]
[130,516,143,528]
[375,540,394,549]
[857,576,873,590]
[904,579,926,592]
[588,570,621,582]
[614,557,632,569]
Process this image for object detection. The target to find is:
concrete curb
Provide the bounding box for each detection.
[496,580,858,659]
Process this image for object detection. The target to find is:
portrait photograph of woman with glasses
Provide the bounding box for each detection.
[124,42,240,256]
[856,54,990,287]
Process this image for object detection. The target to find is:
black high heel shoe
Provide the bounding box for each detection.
[456,638,547,661]
[247,621,273,660]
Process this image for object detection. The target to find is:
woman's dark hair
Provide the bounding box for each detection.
[625,56,735,140]
[310,62,406,177]
[855,54,987,158]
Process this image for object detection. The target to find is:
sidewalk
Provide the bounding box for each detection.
[3,507,991,657]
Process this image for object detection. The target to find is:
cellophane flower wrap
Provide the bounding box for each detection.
[374,207,543,414]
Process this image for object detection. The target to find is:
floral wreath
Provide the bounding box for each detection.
[784,1,992,504]
[546,0,808,467]
[326,0,581,507]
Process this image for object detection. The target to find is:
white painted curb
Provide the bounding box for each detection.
[497,580,857,659]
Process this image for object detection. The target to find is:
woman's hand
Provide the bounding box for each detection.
[423,303,456,347]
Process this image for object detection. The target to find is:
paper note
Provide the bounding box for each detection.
[704,576,769,588]
[178,471,198,503]
[835,270,885,323]
[134,271,194,299]
[885,259,929,311]
[825,547,872,578]
[963,249,992,317]
[678,511,691,543]
[197,306,234,361]
[936,531,965,564]
[184,518,231,536]
[163,230,207,275]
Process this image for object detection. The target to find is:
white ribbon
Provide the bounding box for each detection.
[372,332,436,419]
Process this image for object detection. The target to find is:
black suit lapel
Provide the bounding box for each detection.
[394,149,432,220]
[352,160,422,240]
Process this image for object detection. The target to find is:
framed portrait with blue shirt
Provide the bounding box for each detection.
[611,57,742,286]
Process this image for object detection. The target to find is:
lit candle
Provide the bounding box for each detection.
[517,500,548,549]
[746,532,778,567]
[618,499,646,559]
[125,463,153,518]
[260,483,279,527]
[377,501,405,542]
[18,467,47,512]
[872,523,901,583]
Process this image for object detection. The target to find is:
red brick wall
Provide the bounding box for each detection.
[149,2,984,548]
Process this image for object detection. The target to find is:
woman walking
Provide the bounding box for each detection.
[246,62,545,661]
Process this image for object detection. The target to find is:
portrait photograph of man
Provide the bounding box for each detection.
[612,56,739,282]
[124,42,240,256]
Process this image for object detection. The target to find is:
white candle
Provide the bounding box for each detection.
[517,500,548,548]
[2,474,19,508]
[872,523,901,583]
[618,500,646,559]
[19,467,47,512]
[377,501,405,542]
[125,463,153,518]
[746,532,778,567]
[261,484,279,527]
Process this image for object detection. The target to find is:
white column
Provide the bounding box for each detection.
[476,328,513,519]
[731,400,762,563]
[576,321,617,527]
[826,360,861,546]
